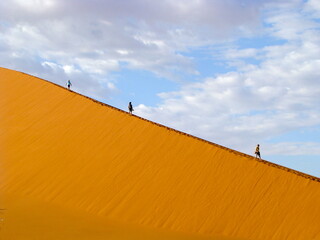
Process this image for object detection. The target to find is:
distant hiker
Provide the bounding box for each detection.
[66,80,72,90]
[128,102,134,114]
[255,144,261,159]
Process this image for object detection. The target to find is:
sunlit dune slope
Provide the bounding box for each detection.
[0,67,320,240]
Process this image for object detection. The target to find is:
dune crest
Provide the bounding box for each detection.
[1,67,319,240]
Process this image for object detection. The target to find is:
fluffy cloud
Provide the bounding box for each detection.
[0,0,277,93]
[135,2,320,155]
[266,142,320,156]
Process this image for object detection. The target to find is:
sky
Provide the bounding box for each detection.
[1,0,319,177]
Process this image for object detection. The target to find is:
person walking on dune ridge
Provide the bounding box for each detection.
[66,80,72,90]
[255,144,261,159]
[128,102,134,114]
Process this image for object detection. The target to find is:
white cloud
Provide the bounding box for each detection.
[75,58,120,74]
[265,142,320,155]
[0,0,274,88]
[135,1,320,155]
[14,0,56,11]
[304,0,320,17]
[62,65,81,74]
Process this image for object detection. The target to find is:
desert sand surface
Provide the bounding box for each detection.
[0,67,319,239]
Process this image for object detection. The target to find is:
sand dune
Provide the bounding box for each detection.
[0,67,319,239]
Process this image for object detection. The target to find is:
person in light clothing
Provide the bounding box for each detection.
[66,80,72,90]
[255,144,261,159]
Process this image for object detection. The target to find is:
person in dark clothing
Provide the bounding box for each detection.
[128,102,134,114]
[255,144,261,159]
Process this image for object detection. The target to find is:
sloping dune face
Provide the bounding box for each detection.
[0,67,320,240]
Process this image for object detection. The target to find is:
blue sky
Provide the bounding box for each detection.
[1,0,319,177]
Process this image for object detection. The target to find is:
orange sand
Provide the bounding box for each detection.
[0,67,319,240]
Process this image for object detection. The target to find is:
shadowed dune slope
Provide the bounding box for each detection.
[0,67,320,240]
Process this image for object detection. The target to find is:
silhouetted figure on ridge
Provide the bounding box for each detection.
[66,80,72,90]
[255,144,261,159]
[128,102,134,114]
